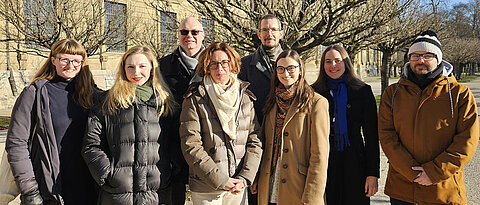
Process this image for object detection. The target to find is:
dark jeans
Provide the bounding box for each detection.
[390,197,414,205]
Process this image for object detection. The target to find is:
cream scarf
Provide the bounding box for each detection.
[204,75,241,140]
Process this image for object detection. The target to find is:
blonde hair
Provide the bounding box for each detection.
[196,42,241,77]
[104,46,174,116]
[32,38,94,110]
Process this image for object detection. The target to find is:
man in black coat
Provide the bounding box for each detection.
[158,16,205,205]
[239,14,284,124]
[238,14,284,205]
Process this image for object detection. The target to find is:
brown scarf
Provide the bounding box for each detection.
[271,83,297,172]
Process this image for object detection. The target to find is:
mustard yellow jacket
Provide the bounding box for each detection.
[379,62,479,205]
[257,93,330,205]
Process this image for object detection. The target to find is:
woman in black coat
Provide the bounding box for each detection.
[311,44,380,205]
[6,39,98,205]
[82,46,174,205]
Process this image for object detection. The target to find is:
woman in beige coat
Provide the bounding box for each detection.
[179,42,262,205]
[253,49,330,205]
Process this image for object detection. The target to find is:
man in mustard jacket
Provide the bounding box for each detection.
[379,30,479,205]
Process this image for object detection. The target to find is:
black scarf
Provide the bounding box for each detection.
[407,63,444,90]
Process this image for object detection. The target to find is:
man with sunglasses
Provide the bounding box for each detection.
[158,16,205,205]
[379,30,479,205]
[238,14,284,205]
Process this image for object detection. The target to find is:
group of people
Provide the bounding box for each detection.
[3,13,478,205]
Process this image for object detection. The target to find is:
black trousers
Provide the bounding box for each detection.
[390,197,414,205]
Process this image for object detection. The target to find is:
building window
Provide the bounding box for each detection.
[201,18,214,44]
[104,1,127,52]
[23,0,55,49]
[159,11,177,53]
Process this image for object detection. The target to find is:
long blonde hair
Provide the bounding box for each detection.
[104,46,173,116]
[32,39,94,110]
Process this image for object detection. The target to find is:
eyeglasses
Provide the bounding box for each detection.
[57,57,83,67]
[260,28,281,33]
[276,65,298,74]
[209,60,230,69]
[180,30,203,36]
[410,53,436,61]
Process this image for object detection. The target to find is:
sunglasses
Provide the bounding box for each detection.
[180,30,202,36]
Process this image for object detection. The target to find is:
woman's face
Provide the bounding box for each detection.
[276,57,300,87]
[124,54,152,86]
[51,53,83,80]
[324,49,345,79]
[209,50,231,85]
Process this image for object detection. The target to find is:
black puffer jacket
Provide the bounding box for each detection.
[82,95,170,205]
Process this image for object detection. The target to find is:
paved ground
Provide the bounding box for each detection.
[0,76,479,205]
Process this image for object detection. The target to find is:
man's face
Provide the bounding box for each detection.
[179,18,205,55]
[409,51,438,76]
[257,18,283,49]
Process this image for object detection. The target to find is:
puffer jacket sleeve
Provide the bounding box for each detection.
[422,86,479,184]
[378,84,420,182]
[179,95,229,190]
[82,110,111,187]
[302,96,330,204]
[5,85,39,194]
[236,97,262,185]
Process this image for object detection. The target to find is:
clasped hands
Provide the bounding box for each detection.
[412,166,433,186]
[223,178,245,194]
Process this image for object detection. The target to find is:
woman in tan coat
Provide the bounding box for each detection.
[253,49,330,205]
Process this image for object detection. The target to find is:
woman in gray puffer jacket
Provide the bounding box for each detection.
[180,42,262,205]
[82,46,174,205]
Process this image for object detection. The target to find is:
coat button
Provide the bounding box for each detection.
[283,164,288,169]
[284,148,288,153]
[281,179,286,183]
[284,132,289,136]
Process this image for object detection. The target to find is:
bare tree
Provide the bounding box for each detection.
[370,0,442,95]
[441,0,480,77]
[0,0,133,57]
[443,37,480,78]
[134,0,180,59]
[186,0,374,54]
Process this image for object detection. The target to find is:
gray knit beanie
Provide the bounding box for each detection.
[408,30,442,65]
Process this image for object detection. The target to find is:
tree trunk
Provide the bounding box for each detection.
[5,18,18,96]
[381,50,392,96]
[453,62,462,79]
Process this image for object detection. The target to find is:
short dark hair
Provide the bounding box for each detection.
[258,14,282,30]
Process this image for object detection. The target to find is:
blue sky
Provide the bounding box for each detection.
[447,0,470,7]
